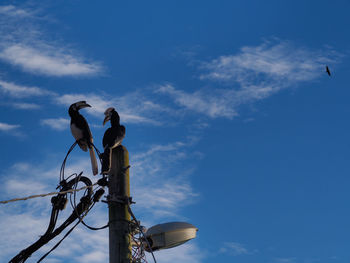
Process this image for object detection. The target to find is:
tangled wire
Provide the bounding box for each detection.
[9,141,106,263]
[8,141,157,263]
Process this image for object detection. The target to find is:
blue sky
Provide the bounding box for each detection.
[0,1,350,262]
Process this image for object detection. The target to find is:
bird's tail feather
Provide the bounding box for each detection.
[89,147,98,175]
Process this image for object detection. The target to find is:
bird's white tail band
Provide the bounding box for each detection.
[89,147,98,175]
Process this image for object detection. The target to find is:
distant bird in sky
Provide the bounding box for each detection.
[101,107,126,174]
[326,65,331,76]
[68,101,98,175]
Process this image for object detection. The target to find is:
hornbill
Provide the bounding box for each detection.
[101,107,125,174]
[68,101,98,175]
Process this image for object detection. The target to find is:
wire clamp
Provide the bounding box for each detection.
[106,195,135,205]
[97,176,108,187]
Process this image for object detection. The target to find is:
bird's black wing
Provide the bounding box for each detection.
[103,127,113,149]
[119,125,126,140]
[103,126,125,149]
[77,115,93,143]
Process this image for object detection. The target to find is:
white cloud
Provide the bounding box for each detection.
[0,203,109,262]
[5,179,48,196]
[159,40,341,119]
[157,84,238,119]
[133,141,186,159]
[41,118,70,131]
[0,5,32,18]
[275,257,297,263]
[0,44,102,77]
[54,92,164,125]
[154,243,204,263]
[77,250,108,263]
[0,144,200,262]
[131,141,199,219]
[219,242,255,256]
[0,157,107,261]
[136,183,196,211]
[12,102,41,109]
[54,93,111,115]
[0,122,20,131]
[0,210,51,261]
[200,40,338,83]
[0,79,54,98]
[0,5,103,77]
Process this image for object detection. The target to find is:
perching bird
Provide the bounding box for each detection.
[326,65,331,76]
[101,107,126,174]
[68,101,98,175]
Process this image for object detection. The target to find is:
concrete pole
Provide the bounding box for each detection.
[108,145,132,263]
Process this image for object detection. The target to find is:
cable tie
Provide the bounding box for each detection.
[107,195,134,205]
[56,179,67,190]
[93,189,105,202]
[97,177,108,187]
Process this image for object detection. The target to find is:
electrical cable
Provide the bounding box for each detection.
[0,183,97,204]
[69,174,108,231]
[79,188,109,230]
[59,140,108,231]
[59,141,78,183]
[9,176,93,263]
[127,204,157,263]
[9,138,106,263]
[37,220,80,263]
[59,140,102,185]
[37,199,94,263]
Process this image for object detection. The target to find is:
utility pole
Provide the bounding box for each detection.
[108,145,132,263]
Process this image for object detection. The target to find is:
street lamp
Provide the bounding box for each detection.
[143,222,198,252]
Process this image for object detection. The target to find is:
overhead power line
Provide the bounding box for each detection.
[0,183,98,204]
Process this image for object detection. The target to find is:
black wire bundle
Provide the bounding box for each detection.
[69,173,109,231]
[9,141,107,263]
[59,141,77,184]
[9,140,157,263]
[9,176,93,263]
[59,141,108,231]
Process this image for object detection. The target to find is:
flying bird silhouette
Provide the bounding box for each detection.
[101,107,126,174]
[68,101,98,175]
[326,65,331,76]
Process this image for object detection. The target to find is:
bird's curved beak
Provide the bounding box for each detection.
[103,116,110,126]
[77,101,91,110]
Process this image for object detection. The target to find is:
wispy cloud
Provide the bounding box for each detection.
[40,118,70,131]
[157,84,238,118]
[0,210,51,261]
[0,140,200,261]
[0,5,103,77]
[5,179,48,196]
[131,140,199,219]
[219,242,257,256]
[0,122,20,132]
[0,44,102,77]
[136,183,195,211]
[54,93,111,115]
[275,257,297,263]
[200,39,338,83]
[0,5,33,18]
[0,157,109,261]
[155,243,205,263]
[54,92,165,125]
[0,79,55,98]
[159,40,341,119]
[11,102,41,109]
